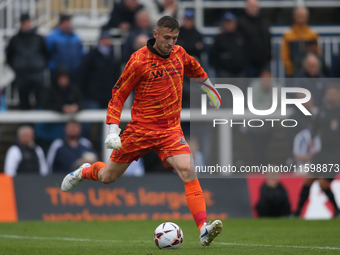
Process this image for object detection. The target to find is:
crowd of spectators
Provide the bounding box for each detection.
[2,0,340,182]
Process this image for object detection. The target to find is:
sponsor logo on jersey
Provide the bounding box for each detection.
[152,70,163,78]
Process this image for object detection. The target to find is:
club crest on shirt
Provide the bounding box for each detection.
[180,137,188,145]
[114,77,122,89]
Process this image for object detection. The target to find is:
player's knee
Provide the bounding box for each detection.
[177,164,194,182]
[180,167,191,180]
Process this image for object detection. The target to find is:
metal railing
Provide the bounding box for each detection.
[0,0,113,36]
[0,108,287,166]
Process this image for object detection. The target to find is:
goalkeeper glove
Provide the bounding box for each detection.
[201,78,222,111]
[105,124,121,149]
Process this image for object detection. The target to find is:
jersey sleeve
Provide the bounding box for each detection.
[182,48,208,79]
[106,56,141,125]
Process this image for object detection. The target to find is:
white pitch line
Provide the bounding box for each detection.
[0,235,149,243]
[214,242,340,250]
[0,235,340,251]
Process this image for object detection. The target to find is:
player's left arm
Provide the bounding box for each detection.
[181,49,222,110]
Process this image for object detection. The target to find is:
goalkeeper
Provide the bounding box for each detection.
[61,16,222,246]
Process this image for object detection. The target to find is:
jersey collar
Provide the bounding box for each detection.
[147,38,171,59]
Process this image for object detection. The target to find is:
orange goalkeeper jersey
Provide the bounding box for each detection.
[106,38,208,129]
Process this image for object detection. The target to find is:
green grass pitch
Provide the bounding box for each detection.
[0,219,340,254]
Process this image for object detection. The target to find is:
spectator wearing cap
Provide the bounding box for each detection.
[122,10,153,62]
[46,14,84,83]
[281,7,319,77]
[177,9,204,62]
[78,31,119,110]
[177,9,204,110]
[103,0,143,31]
[209,12,247,78]
[238,0,271,78]
[6,13,49,110]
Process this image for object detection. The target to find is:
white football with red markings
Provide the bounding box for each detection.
[154,222,183,249]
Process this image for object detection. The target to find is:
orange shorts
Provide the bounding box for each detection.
[110,124,191,169]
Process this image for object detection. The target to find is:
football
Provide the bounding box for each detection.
[154,222,183,249]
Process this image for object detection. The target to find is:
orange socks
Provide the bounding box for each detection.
[184,180,207,231]
[82,162,106,181]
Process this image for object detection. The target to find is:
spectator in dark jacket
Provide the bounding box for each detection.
[35,67,83,153]
[6,13,49,110]
[292,40,329,76]
[209,13,246,78]
[256,171,291,217]
[4,125,48,176]
[103,0,143,31]
[46,14,84,82]
[238,0,271,77]
[47,120,95,173]
[177,9,204,61]
[122,10,153,62]
[44,66,83,113]
[78,31,119,109]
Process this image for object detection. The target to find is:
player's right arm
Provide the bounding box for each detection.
[105,56,141,149]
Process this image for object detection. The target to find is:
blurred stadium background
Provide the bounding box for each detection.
[0,0,340,226]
